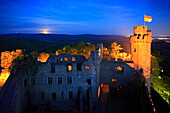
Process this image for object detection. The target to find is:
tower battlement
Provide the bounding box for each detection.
[130,26,152,43]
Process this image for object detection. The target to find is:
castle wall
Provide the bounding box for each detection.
[100,59,135,86]
[19,53,102,112]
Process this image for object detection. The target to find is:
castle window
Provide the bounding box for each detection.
[77,63,82,71]
[24,78,27,86]
[86,65,89,70]
[112,79,117,85]
[31,77,35,85]
[116,66,124,74]
[137,34,141,39]
[68,77,73,84]
[60,58,63,62]
[67,65,72,72]
[40,92,44,99]
[58,77,62,84]
[48,77,52,84]
[112,79,116,82]
[69,91,73,99]
[50,63,55,73]
[72,57,76,62]
[143,34,146,39]
[64,57,68,61]
[87,79,91,85]
[134,48,136,52]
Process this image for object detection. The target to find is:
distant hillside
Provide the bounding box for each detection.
[0,34,130,54]
[0,34,128,42]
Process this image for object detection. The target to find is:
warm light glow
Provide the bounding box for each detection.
[158,76,161,79]
[64,57,68,61]
[112,79,117,82]
[72,57,76,62]
[41,29,50,34]
[37,53,49,62]
[98,86,100,98]
[60,58,63,62]
[154,108,156,112]
[42,31,49,34]
[56,51,59,55]
[85,65,89,70]
[101,84,104,87]
[0,50,22,87]
[0,69,10,87]
[68,65,72,71]
[116,66,122,71]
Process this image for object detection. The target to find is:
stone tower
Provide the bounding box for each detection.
[130,26,152,93]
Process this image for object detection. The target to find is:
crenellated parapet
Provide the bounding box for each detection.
[130,26,152,44]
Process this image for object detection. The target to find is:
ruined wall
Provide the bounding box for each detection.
[100,58,135,86]
[21,54,99,112]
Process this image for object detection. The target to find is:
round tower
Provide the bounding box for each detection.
[130,26,152,93]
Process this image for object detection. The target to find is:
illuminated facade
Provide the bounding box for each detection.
[0,26,152,113]
[130,26,152,93]
[21,44,103,112]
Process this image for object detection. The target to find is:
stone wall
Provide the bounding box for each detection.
[100,59,135,86]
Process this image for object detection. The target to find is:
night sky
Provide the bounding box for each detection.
[0,0,170,36]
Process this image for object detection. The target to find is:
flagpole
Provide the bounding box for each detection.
[144,14,145,26]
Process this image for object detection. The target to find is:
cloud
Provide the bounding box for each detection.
[20,17,87,26]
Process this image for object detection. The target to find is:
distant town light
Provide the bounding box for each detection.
[158,76,161,79]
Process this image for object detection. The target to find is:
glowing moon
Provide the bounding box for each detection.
[42,31,50,34]
[41,29,50,34]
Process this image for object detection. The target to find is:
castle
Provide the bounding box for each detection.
[0,26,152,113]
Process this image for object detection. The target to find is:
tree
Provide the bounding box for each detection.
[151,55,170,104]
[37,52,49,62]
[103,47,109,58]
[110,42,123,61]
[30,51,39,59]
[63,45,72,54]
[76,41,85,53]
[152,50,165,63]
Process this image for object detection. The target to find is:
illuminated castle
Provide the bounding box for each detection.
[130,26,152,93]
[0,26,152,113]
